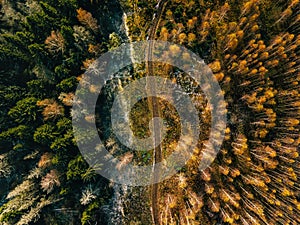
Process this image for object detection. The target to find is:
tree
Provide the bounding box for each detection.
[45,30,65,55]
[8,97,40,124]
[76,8,99,32]
[37,99,64,121]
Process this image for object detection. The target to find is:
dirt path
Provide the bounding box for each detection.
[145,1,168,224]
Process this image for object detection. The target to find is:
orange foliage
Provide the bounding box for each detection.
[77,8,99,32]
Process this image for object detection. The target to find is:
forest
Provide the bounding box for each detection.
[0,0,300,224]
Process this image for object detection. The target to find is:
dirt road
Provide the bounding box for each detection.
[145,0,168,224]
